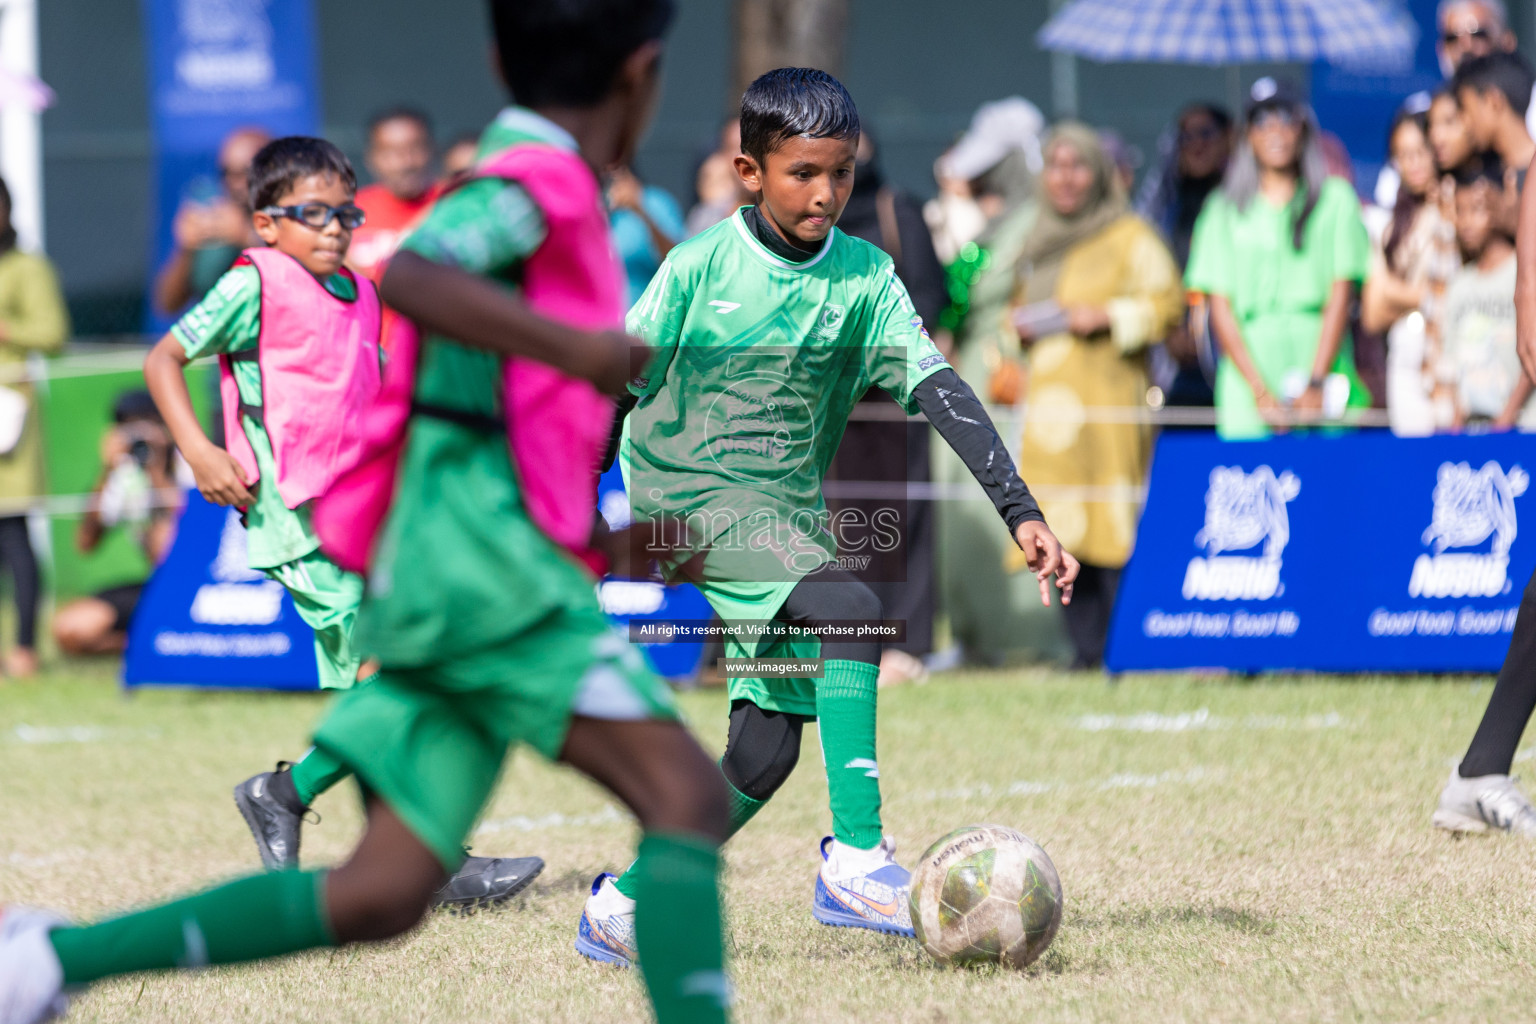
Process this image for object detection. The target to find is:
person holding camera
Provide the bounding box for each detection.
[52,391,184,656]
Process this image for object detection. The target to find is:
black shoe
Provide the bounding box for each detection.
[233,770,305,871]
[432,855,545,910]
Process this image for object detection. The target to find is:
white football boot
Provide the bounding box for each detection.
[575,872,637,967]
[0,907,69,1024]
[1433,768,1536,836]
[812,835,915,937]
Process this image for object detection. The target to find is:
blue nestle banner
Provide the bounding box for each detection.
[143,0,320,330]
[1108,432,1536,673]
[124,490,319,690]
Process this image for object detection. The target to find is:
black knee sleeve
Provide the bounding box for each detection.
[720,700,809,801]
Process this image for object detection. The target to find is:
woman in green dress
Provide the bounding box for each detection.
[1186,79,1372,439]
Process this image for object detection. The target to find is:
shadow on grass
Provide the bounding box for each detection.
[1074,903,1276,936]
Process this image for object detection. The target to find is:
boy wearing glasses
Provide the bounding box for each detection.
[142,137,541,905]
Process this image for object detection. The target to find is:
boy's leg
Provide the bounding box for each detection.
[563,716,731,1024]
[1435,569,1536,835]
[39,798,442,991]
[234,555,365,870]
[779,565,885,850]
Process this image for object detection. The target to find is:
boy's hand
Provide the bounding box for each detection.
[186,441,254,507]
[1013,520,1078,606]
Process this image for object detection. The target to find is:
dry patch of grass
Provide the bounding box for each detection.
[4,665,1535,1022]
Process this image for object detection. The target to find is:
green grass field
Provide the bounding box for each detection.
[5,664,1536,1023]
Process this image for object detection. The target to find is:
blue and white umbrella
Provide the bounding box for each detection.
[1038,0,1418,70]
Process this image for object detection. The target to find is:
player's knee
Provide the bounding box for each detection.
[656,753,731,843]
[52,602,104,655]
[721,711,803,801]
[842,580,883,624]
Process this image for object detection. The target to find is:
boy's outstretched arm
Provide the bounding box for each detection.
[913,368,1078,605]
[1515,151,1536,384]
[381,252,648,395]
[143,335,254,507]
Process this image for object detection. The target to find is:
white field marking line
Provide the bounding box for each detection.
[1073,709,1346,733]
[904,766,1220,805]
[3,849,91,869]
[474,806,626,837]
[7,724,162,744]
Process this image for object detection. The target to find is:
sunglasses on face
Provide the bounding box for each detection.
[260,201,366,230]
[1443,26,1490,44]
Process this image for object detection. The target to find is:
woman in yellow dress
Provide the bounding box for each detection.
[1009,123,1183,668]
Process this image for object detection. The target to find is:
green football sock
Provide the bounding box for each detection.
[816,658,883,850]
[290,746,350,806]
[632,832,730,1024]
[49,869,335,985]
[611,768,767,901]
[723,775,767,835]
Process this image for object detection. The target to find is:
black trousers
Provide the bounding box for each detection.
[1061,563,1119,670]
[0,515,39,649]
[1461,568,1536,776]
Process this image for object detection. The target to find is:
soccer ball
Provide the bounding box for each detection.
[909,824,1062,969]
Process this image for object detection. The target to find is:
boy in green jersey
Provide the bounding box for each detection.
[0,5,734,1024]
[578,69,1079,963]
[145,137,538,906]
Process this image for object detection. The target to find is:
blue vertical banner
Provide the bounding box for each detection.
[142,0,320,329]
[1310,0,1440,194]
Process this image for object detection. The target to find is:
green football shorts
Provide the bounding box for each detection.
[309,601,678,870]
[266,549,366,690]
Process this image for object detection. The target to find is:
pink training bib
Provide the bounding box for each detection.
[219,248,382,510]
[312,142,623,577]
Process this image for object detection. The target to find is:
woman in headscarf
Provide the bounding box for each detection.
[1009,123,1183,669]
[930,98,1073,667]
[1186,79,1373,439]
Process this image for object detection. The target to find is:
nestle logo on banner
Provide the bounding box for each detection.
[1183,466,1300,601]
[1409,461,1528,599]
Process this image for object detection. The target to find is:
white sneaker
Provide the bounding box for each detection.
[0,907,69,1024]
[1433,768,1536,837]
[574,872,637,967]
[812,835,914,937]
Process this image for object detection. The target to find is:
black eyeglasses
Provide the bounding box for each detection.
[1443,26,1491,44]
[260,202,366,230]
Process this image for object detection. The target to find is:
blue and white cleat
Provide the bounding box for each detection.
[812,835,915,937]
[575,872,637,967]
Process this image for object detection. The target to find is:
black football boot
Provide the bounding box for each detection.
[432,855,545,910]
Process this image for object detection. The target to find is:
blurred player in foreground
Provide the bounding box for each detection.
[0,4,738,1018]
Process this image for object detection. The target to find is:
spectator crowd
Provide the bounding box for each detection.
[2,0,1535,679]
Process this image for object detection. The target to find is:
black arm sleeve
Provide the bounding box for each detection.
[913,369,1044,532]
[602,391,639,471]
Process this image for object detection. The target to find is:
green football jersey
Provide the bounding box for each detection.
[622,206,950,604]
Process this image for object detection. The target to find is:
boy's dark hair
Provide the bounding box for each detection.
[740,67,860,164]
[1455,156,1507,189]
[248,137,357,211]
[1453,51,1536,117]
[488,0,674,108]
[367,105,433,142]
